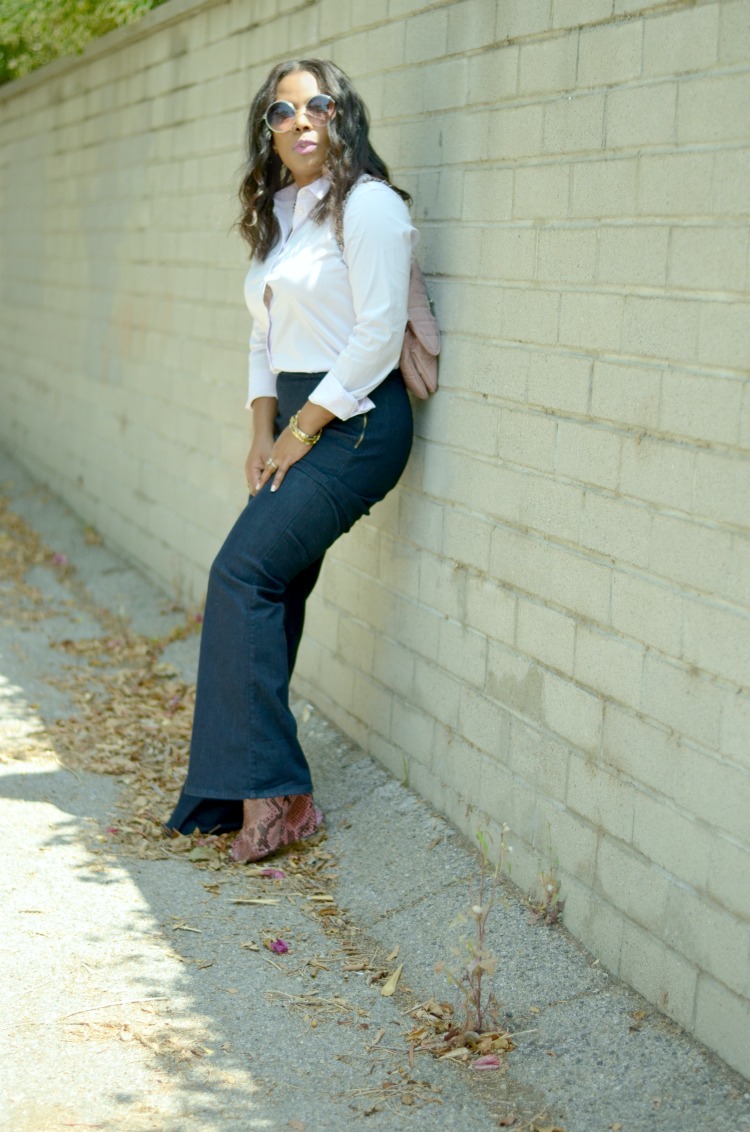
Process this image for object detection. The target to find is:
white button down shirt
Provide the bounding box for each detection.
[243,176,417,420]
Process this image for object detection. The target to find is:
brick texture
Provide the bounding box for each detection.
[0,0,748,1080]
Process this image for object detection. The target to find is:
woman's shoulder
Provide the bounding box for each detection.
[342,177,412,232]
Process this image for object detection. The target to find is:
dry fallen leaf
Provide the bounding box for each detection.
[380,963,403,997]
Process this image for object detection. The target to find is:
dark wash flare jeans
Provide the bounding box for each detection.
[167,370,413,834]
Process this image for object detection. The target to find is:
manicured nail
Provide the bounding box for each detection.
[270,484,277,492]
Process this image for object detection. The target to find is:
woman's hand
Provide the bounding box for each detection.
[257,427,312,493]
[246,436,273,495]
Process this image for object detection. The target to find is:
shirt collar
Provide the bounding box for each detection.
[274,176,331,210]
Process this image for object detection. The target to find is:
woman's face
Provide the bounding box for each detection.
[270,70,331,188]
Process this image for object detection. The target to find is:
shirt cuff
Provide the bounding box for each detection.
[308,372,375,420]
[246,369,278,410]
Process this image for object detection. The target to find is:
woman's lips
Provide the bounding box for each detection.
[293,139,317,154]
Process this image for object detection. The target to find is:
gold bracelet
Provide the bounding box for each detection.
[289,413,322,446]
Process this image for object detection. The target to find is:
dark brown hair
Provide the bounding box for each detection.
[237,58,411,261]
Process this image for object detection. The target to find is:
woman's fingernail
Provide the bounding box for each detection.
[270,484,277,493]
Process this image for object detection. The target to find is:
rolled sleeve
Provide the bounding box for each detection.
[246,320,277,409]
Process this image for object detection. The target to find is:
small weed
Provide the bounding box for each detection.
[435,824,509,1037]
[531,824,564,926]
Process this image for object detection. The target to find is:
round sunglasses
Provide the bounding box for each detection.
[263,93,336,134]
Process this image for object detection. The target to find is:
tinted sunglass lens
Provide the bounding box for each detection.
[266,102,295,131]
[306,95,334,123]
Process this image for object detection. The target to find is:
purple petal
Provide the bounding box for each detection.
[258,867,285,879]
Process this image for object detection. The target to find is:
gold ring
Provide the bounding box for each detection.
[266,459,278,470]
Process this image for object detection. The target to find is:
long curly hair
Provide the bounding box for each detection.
[237,59,411,261]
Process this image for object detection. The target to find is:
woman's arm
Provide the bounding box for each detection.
[306,182,415,420]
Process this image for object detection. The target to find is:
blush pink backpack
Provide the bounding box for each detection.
[400,259,440,399]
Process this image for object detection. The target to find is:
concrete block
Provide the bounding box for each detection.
[520,473,584,543]
[649,512,732,599]
[575,623,645,710]
[418,551,466,621]
[464,574,517,646]
[694,448,750,529]
[580,493,651,571]
[499,406,557,473]
[578,19,643,88]
[620,923,698,1030]
[513,162,571,220]
[633,788,714,890]
[518,33,578,95]
[404,7,448,63]
[641,653,723,751]
[659,370,742,446]
[590,359,661,430]
[620,434,696,514]
[664,885,750,999]
[486,642,545,724]
[459,684,512,759]
[351,670,392,737]
[494,0,554,39]
[463,166,515,221]
[364,22,406,71]
[489,104,546,160]
[418,391,498,456]
[677,72,750,145]
[682,596,750,689]
[707,833,750,921]
[372,634,416,698]
[508,715,571,800]
[516,597,576,673]
[610,567,683,655]
[499,285,560,345]
[543,91,606,154]
[390,695,435,764]
[552,0,613,29]
[448,0,503,54]
[442,508,493,572]
[596,835,669,930]
[558,290,624,353]
[542,670,604,753]
[438,618,489,689]
[607,81,678,150]
[478,753,537,844]
[720,684,750,769]
[597,223,668,287]
[467,44,519,104]
[480,224,537,281]
[556,420,622,491]
[393,595,442,660]
[491,525,612,623]
[567,752,636,842]
[669,223,747,294]
[694,973,750,1080]
[645,4,720,78]
[536,225,597,283]
[622,295,702,365]
[525,350,591,416]
[712,147,750,217]
[601,704,676,797]
[698,300,750,373]
[377,533,421,601]
[413,655,462,730]
[637,152,714,216]
[719,0,750,64]
[397,489,444,556]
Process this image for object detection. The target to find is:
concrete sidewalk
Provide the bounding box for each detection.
[0,446,748,1132]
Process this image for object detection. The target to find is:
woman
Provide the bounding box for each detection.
[166,59,416,862]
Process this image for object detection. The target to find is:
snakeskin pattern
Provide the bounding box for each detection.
[229,793,322,863]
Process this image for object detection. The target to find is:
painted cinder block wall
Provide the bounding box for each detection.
[0,0,748,1077]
